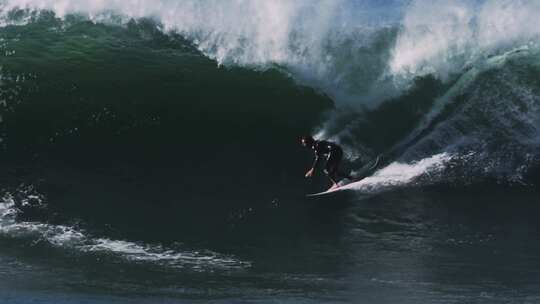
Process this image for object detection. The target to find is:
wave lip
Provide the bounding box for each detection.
[0,0,407,107]
[390,0,540,81]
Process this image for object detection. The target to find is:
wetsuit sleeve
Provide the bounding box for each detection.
[310,143,323,169]
[311,154,320,169]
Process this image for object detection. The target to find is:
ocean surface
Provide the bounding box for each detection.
[1,0,540,303]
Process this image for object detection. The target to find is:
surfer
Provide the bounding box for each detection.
[300,135,351,190]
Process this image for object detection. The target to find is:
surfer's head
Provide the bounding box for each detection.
[300,135,315,147]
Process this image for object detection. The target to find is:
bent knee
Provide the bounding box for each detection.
[324,168,337,176]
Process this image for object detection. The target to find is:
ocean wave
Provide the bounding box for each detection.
[0,0,539,185]
[2,1,539,107]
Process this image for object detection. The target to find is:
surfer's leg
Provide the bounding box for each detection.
[327,174,339,190]
[328,171,338,185]
[325,154,340,188]
[326,150,349,181]
[323,168,338,186]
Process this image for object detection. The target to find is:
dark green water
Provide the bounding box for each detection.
[1,189,540,303]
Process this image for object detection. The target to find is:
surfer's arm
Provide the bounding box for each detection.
[305,155,320,178]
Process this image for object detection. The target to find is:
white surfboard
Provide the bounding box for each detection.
[306,155,382,198]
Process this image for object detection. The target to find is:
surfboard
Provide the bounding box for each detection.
[306,155,382,198]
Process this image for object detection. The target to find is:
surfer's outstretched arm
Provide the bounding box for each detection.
[305,155,320,177]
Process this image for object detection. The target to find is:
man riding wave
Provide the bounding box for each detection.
[300,135,352,190]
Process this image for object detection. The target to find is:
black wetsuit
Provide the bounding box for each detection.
[311,140,344,177]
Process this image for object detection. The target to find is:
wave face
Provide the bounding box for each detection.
[1,0,540,274]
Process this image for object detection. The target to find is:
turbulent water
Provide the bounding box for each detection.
[1,0,540,303]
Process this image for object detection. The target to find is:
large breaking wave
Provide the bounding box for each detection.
[0,0,538,182]
[2,0,539,103]
[0,0,540,243]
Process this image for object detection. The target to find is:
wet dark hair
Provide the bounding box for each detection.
[300,135,315,145]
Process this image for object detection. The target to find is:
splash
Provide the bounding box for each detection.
[0,0,405,107]
[390,0,540,81]
[1,0,540,105]
[344,153,453,193]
